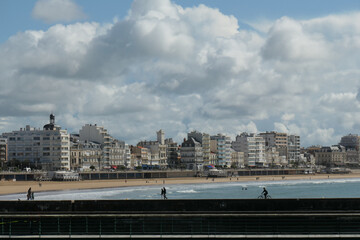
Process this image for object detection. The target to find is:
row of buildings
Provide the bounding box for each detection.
[0,114,358,171]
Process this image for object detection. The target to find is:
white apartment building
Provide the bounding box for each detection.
[79,124,113,169]
[109,140,131,168]
[231,133,266,167]
[188,131,211,166]
[288,135,301,164]
[259,131,288,159]
[210,134,232,167]
[137,140,167,169]
[0,138,7,169]
[1,114,70,170]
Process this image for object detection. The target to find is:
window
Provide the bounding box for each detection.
[33,137,40,140]
[43,137,50,140]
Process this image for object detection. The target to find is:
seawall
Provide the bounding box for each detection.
[0,169,306,181]
[1,198,360,239]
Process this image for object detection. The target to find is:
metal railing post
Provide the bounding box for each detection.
[38,219,41,238]
[57,217,60,234]
[9,219,11,238]
[69,218,71,237]
[130,219,132,238]
[99,218,102,237]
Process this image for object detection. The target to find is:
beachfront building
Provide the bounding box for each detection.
[79,124,113,169]
[265,147,287,167]
[157,129,165,145]
[339,134,360,167]
[230,149,245,168]
[137,140,167,169]
[70,140,102,170]
[339,134,360,150]
[165,138,180,169]
[0,138,7,169]
[345,148,360,167]
[259,131,288,160]
[210,134,232,167]
[288,135,301,164]
[180,137,203,170]
[315,145,347,167]
[188,131,211,166]
[130,146,151,169]
[1,114,70,170]
[79,124,129,169]
[136,130,168,169]
[109,140,131,169]
[232,133,266,167]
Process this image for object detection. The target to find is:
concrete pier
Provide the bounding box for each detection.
[1,198,360,239]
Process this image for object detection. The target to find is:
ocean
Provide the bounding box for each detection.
[1,178,360,200]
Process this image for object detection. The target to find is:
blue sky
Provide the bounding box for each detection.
[2,0,360,147]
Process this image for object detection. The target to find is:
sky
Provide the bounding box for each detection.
[1,0,360,147]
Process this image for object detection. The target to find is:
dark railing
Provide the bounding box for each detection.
[2,199,360,238]
[1,214,360,237]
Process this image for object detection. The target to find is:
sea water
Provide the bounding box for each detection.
[1,178,360,200]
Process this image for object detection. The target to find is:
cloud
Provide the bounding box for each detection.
[2,0,360,147]
[32,0,86,23]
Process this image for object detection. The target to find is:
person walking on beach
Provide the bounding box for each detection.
[163,187,167,199]
[27,187,31,200]
[262,187,268,199]
[161,187,164,199]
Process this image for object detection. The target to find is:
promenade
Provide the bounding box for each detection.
[1,198,360,239]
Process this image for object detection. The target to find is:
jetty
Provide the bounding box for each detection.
[1,198,360,239]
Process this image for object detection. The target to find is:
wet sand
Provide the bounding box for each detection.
[1,172,360,196]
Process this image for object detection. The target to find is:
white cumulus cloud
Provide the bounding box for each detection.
[32,0,86,23]
[2,0,360,147]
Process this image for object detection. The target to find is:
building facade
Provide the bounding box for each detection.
[210,134,232,167]
[1,114,70,170]
[339,134,360,150]
[188,131,211,166]
[165,138,180,169]
[79,124,113,169]
[230,149,245,168]
[259,131,288,160]
[232,133,266,167]
[288,135,301,164]
[0,138,7,169]
[315,145,347,167]
[180,137,203,170]
[137,141,167,169]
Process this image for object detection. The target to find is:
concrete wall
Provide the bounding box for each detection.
[1,198,360,213]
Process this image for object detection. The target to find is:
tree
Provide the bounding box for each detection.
[90,165,95,171]
[231,162,237,169]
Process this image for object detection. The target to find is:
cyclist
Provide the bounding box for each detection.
[262,187,268,199]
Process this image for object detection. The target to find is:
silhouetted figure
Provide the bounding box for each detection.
[161,188,164,199]
[262,187,268,199]
[27,187,32,200]
[31,192,34,200]
[163,187,167,199]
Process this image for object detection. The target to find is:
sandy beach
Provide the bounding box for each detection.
[1,172,360,196]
